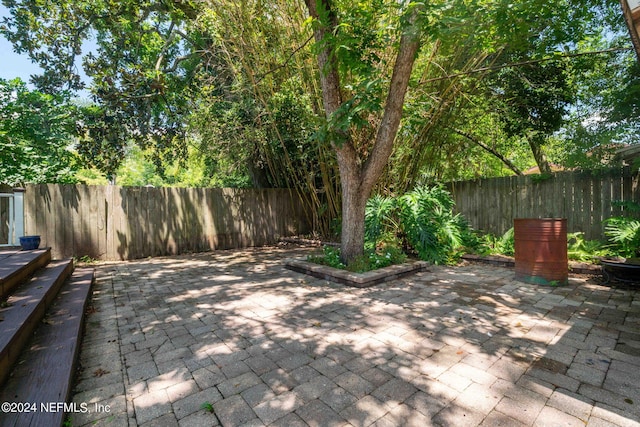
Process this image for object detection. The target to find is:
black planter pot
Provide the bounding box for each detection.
[601,258,640,284]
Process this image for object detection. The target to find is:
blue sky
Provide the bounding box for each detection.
[1,4,92,97]
[0,4,43,84]
[0,40,42,83]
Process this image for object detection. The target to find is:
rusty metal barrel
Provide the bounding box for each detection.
[514,218,568,286]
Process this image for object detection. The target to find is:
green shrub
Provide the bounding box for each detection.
[398,186,478,264]
[363,185,476,265]
[567,232,610,262]
[310,185,474,270]
[348,243,407,273]
[476,227,515,256]
[604,217,640,258]
[307,246,345,270]
[307,244,406,273]
[499,228,515,256]
[476,228,514,256]
[603,200,640,259]
[364,194,397,244]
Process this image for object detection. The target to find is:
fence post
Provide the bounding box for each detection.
[12,188,25,245]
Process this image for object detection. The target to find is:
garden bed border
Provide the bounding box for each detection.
[461,254,601,275]
[284,258,430,288]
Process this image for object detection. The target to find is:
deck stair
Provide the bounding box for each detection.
[0,248,94,427]
[0,249,51,300]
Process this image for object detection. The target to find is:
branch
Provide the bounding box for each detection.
[255,34,314,84]
[362,4,423,191]
[153,23,208,74]
[451,128,523,176]
[421,47,633,84]
[162,53,201,73]
[155,22,176,72]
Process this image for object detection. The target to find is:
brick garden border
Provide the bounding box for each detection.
[461,254,602,276]
[284,258,429,288]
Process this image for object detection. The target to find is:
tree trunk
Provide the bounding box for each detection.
[340,168,367,263]
[305,0,421,263]
[528,136,552,174]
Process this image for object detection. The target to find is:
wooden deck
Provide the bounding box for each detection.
[0,250,94,427]
[0,248,51,300]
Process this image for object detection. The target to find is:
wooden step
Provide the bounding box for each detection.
[0,268,94,427]
[0,249,52,301]
[0,250,19,262]
[0,259,74,386]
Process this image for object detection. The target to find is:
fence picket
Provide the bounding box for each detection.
[13,169,640,260]
[20,184,310,260]
[448,168,639,240]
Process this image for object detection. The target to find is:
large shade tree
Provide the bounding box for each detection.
[0,78,80,185]
[2,0,634,262]
[303,0,423,262]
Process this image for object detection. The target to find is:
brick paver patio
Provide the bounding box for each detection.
[71,247,640,426]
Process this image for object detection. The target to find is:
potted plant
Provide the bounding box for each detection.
[19,235,41,250]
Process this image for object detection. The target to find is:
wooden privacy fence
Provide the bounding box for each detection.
[22,184,310,260]
[448,167,640,241]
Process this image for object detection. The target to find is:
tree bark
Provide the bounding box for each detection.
[304,0,422,263]
[528,135,552,174]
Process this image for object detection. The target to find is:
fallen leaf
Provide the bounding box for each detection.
[93,368,110,377]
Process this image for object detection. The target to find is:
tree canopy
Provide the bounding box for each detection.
[1,0,637,261]
[0,78,80,185]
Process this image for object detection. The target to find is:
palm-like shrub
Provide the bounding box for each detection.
[497,227,515,256]
[397,186,467,264]
[604,217,640,258]
[364,185,475,264]
[480,227,515,256]
[603,201,640,259]
[364,194,397,244]
[567,232,610,262]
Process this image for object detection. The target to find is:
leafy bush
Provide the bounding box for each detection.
[567,232,610,262]
[479,228,515,256]
[604,217,640,258]
[307,244,406,273]
[499,228,515,256]
[307,246,345,270]
[349,243,407,273]
[397,186,457,264]
[364,194,397,244]
[365,185,476,265]
[310,185,475,270]
[603,201,640,259]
